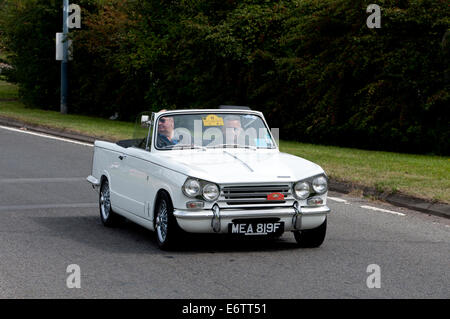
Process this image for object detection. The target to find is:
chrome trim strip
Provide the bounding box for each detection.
[223,150,254,172]
[301,206,331,214]
[174,210,214,219]
[174,206,330,220]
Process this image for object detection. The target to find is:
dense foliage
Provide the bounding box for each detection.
[1,0,449,154]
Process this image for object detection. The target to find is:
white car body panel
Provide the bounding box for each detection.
[156,149,324,184]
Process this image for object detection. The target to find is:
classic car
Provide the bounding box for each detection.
[87,107,330,250]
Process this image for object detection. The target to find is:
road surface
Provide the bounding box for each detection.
[0,125,448,298]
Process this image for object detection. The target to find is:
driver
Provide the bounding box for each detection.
[157,110,179,148]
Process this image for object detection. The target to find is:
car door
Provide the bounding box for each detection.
[112,113,155,219]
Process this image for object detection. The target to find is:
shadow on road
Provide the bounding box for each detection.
[31,214,304,254]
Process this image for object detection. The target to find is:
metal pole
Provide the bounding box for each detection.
[60,0,69,114]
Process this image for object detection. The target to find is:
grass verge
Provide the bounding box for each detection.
[0,85,134,141]
[1,80,449,203]
[280,141,449,203]
[0,80,18,100]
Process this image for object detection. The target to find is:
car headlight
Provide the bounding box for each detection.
[183,178,201,197]
[294,181,310,199]
[312,176,328,194]
[202,183,219,201]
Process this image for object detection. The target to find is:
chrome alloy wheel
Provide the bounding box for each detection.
[100,181,111,220]
[156,200,169,244]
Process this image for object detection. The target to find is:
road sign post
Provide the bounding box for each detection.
[58,1,81,114]
[60,0,69,114]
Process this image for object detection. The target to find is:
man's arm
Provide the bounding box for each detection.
[157,133,169,148]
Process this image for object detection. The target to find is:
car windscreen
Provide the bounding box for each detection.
[155,113,276,150]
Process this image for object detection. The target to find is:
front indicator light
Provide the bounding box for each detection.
[186,201,204,209]
[307,197,324,206]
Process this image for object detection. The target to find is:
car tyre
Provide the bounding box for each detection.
[99,179,121,227]
[155,192,182,250]
[293,218,327,248]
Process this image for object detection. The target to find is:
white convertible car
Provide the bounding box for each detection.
[87,107,330,250]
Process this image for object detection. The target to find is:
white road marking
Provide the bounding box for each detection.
[0,125,93,147]
[360,205,406,216]
[0,203,97,211]
[0,177,86,183]
[328,196,349,204]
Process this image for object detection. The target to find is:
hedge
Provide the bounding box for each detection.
[1,0,449,154]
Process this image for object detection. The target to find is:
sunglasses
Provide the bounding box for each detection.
[159,118,172,123]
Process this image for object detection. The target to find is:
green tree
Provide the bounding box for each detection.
[1,0,448,154]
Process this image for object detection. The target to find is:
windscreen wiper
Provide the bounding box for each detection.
[169,144,206,150]
[207,144,257,150]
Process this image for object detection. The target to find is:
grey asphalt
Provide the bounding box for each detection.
[0,126,449,298]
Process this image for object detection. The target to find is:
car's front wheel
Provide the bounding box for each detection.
[293,218,327,248]
[154,192,181,250]
[99,179,121,227]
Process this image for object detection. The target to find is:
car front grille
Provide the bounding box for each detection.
[218,184,294,208]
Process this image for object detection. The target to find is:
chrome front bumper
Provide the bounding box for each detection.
[173,205,330,234]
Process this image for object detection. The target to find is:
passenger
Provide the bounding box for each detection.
[222,115,243,145]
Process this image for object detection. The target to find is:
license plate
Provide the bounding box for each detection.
[228,221,284,236]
